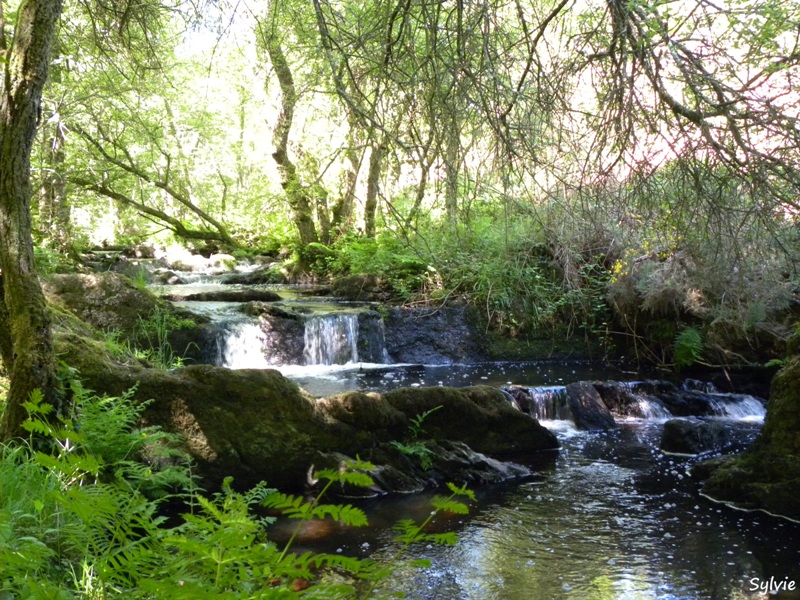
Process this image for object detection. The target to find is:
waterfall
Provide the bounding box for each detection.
[177,297,391,368]
[303,314,360,365]
[217,321,271,369]
[524,386,572,421]
[708,394,767,419]
[626,393,672,420]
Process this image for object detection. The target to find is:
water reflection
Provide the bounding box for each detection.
[282,422,799,599]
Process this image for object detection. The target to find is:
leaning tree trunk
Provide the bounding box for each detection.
[0,0,63,440]
[261,3,318,246]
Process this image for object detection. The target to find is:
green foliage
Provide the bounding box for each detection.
[390,405,442,470]
[674,327,704,367]
[129,268,152,291]
[331,234,430,300]
[389,440,436,471]
[1,382,194,598]
[1,382,472,598]
[135,306,196,370]
[33,245,73,275]
[407,405,442,439]
[296,242,337,275]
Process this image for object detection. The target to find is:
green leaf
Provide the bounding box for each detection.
[409,558,432,569]
[446,482,476,502]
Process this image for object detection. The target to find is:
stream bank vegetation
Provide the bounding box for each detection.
[7,0,795,376]
[0,377,474,597]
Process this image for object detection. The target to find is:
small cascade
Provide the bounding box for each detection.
[217,321,271,369]
[628,394,672,420]
[708,394,767,419]
[303,314,359,365]
[524,386,572,421]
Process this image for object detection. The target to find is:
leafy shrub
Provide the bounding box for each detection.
[330,234,430,300]
[135,306,197,370]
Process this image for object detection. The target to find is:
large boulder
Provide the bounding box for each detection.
[383,306,489,364]
[566,381,616,430]
[56,333,558,493]
[44,272,164,334]
[699,343,800,520]
[222,265,287,285]
[660,419,730,455]
[381,385,559,455]
[44,271,213,367]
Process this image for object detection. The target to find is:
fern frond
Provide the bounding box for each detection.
[430,496,469,515]
[336,471,375,488]
[426,532,458,546]
[446,482,477,502]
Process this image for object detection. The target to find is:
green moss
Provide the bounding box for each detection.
[700,354,800,520]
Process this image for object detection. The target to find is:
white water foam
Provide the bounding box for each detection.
[303,314,360,365]
[219,322,271,369]
[709,394,766,421]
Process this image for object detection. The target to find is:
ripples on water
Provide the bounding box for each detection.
[287,421,799,600]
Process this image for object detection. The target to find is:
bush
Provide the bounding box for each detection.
[330,234,430,301]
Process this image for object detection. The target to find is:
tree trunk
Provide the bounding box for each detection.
[261,4,319,246]
[39,116,70,247]
[0,0,63,440]
[364,142,384,238]
[330,121,361,236]
[444,121,460,228]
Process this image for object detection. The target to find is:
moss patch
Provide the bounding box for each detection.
[699,354,800,520]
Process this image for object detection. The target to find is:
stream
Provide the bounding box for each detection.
[306,421,800,599]
[155,272,800,599]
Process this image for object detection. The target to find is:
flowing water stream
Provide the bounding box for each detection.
[159,276,800,599]
[278,419,800,600]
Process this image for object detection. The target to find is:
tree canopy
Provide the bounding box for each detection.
[0,0,799,436]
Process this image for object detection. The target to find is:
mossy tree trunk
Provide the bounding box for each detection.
[261,1,319,246]
[0,0,63,439]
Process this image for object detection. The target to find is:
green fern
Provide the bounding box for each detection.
[674,327,704,367]
[1,380,472,598]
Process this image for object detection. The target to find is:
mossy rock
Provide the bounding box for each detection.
[56,329,558,493]
[383,385,559,455]
[44,272,205,339]
[222,266,287,285]
[699,354,800,520]
[44,272,161,335]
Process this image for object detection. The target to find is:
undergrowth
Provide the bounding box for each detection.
[0,379,473,598]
